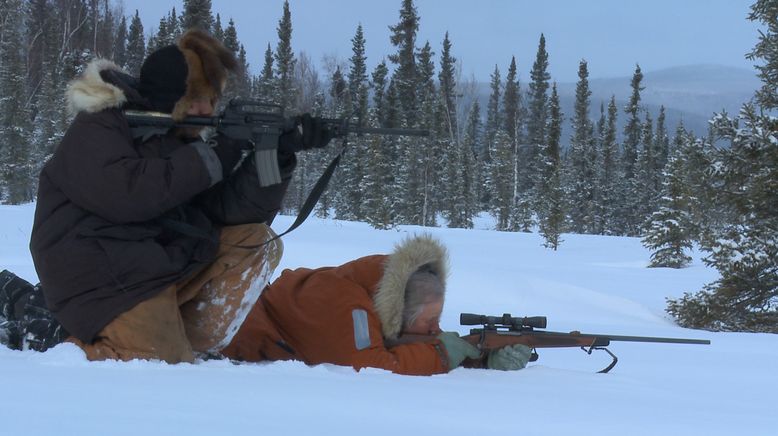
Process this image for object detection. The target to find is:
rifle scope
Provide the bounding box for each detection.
[460,313,547,330]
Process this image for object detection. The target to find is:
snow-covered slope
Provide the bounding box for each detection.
[1,203,776,436]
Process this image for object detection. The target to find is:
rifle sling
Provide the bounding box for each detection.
[160,147,345,251]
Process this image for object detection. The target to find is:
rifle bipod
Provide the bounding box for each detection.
[580,345,619,373]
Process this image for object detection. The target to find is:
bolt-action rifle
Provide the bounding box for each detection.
[124,99,429,187]
[391,313,711,373]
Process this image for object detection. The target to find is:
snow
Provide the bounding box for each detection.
[2,203,777,436]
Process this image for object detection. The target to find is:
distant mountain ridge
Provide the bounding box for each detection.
[471,64,759,146]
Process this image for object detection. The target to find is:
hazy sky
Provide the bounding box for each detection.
[127,0,761,83]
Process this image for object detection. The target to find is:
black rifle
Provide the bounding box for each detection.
[123,99,428,244]
[124,99,428,187]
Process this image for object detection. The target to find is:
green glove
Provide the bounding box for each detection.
[437,331,481,370]
[487,344,533,371]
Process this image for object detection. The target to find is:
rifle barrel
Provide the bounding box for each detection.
[124,112,218,128]
[477,329,710,346]
[351,126,430,136]
[590,333,710,345]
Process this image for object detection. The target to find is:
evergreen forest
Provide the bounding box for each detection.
[0,0,775,332]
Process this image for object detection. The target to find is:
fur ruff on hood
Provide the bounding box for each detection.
[65,29,236,120]
[373,235,449,339]
[66,59,128,117]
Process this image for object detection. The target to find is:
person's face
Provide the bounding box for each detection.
[403,298,444,336]
[186,98,214,116]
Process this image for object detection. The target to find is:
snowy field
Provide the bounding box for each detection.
[1,203,776,436]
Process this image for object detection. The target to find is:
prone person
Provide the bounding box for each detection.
[222,235,532,375]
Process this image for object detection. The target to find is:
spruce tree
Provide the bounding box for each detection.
[113,15,127,68]
[622,65,644,181]
[668,107,778,332]
[438,34,465,227]
[598,96,620,234]
[537,83,565,249]
[212,13,224,42]
[618,64,644,235]
[236,45,251,95]
[363,82,399,229]
[410,40,440,227]
[181,0,213,32]
[655,106,670,175]
[502,57,520,143]
[95,0,116,59]
[335,24,369,221]
[221,19,250,102]
[25,0,50,117]
[565,59,596,234]
[30,5,68,170]
[590,102,608,234]
[256,43,276,101]
[148,15,171,53]
[274,1,297,113]
[388,0,420,125]
[484,65,502,149]
[457,100,482,228]
[635,111,657,228]
[525,34,550,221]
[167,8,182,40]
[642,146,694,268]
[667,0,778,332]
[222,18,239,53]
[314,67,347,219]
[125,10,145,75]
[747,0,778,110]
[673,124,716,239]
[438,32,457,141]
[490,129,513,230]
[348,24,369,125]
[370,60,389,126]
[394,61,429,225]
[480,65,501,208]
[501,57,531,232]
[0,0,33,203]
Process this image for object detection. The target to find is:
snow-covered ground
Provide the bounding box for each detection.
[1,203,776,436]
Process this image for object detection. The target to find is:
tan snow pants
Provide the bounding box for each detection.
[68,223,282,364]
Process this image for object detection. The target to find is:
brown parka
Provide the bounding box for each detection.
[29,59,295,343]
[222,235,451,375]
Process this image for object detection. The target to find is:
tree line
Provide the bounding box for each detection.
[0,0,775,332]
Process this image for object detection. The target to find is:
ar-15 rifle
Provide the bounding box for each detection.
[457,313,711,373]
[124,99,428,243]
[124,99,429,187]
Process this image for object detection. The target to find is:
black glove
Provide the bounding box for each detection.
[210,135,248,179]
[278,113,335,154]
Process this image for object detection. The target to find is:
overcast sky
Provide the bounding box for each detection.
[126,0,761,83]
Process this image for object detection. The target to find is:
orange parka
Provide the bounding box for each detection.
[222,235,450,375]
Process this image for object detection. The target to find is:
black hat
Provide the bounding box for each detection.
[138,45,189,113]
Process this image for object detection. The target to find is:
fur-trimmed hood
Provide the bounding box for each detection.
[66,59,135,116]
[65,29,236,119]
[373,234,449,339]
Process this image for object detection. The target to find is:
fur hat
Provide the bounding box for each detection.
[138,29,238,120]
